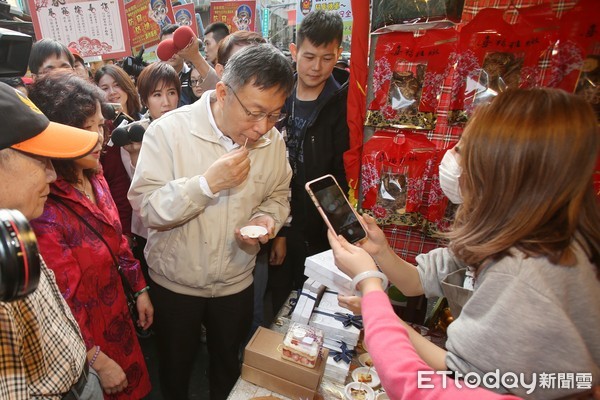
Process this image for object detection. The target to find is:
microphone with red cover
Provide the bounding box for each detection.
[156,26,196,62]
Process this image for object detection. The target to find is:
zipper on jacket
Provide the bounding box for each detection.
[310,135,317,165]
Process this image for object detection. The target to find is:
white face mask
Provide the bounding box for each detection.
[439,150,463,204]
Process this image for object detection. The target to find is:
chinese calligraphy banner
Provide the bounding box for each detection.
[28,0,131,59]
[125,0,175,53]
[209,1,256,33]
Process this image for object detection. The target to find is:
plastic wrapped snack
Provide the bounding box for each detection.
[281,322,324,369]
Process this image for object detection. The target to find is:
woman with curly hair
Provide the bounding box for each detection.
[28,70,153,400]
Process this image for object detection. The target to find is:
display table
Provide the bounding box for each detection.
[228,291,359,400]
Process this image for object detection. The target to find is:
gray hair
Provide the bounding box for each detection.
[222,44,294,96]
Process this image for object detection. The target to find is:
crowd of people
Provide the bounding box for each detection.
[0,8,598,400]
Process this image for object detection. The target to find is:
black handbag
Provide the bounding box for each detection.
[49,194,148,337]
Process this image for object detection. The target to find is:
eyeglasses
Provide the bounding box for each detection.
[190,78,203,87]
[225,83,286,124]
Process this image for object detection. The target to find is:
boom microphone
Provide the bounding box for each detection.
[128,124,145,142]
[110,124,146,147]
[110,127,130,146]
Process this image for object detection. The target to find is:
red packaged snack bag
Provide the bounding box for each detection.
[366,29,458,130]
[360,131,436,226]
[544,0,599,99]
[448,7,553,125]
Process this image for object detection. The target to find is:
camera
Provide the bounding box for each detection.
[0,27,32,78]
[121,47,148,78]
[0,29,41,302]
[0,209,41,302]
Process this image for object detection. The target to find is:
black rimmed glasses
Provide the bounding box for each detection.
[225,83,286,124]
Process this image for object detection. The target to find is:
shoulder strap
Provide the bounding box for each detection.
[48,194,135,293]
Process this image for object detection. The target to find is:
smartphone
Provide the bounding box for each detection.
[305,174,367,244]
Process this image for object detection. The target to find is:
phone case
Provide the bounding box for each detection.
[305,174,367,244]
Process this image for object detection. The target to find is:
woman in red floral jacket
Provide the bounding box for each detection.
[28,70,153,400]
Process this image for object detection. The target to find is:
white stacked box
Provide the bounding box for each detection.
[290,290,319,325]
[319,290,354,314]
[322,340,354,384]
[309,307,361,347]
[304,250,353,295]
[324,337,355,351]
[302,278,326,296]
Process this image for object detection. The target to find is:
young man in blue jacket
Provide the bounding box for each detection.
[268,10,350,312]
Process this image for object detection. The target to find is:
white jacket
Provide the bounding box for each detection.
[129,91,292,297]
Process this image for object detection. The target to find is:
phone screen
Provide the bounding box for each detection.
[309,176,366,243]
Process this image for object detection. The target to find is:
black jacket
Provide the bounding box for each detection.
[279,67,350,252]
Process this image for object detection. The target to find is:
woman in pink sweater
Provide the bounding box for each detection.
[328,87,600,400]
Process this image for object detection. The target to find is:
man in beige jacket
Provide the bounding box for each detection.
[129,44,293,400]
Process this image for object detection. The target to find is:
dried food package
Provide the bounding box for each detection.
[543,0,598,91]
[545,0,600,118]
[377,165,408,216]
[360,131,436,226]
[366,29,458,130]
[371,0,464,32]
[448,7,553,125]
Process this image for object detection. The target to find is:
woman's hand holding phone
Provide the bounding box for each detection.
[327,230,387,295]
[327,229,378,279]
[356,214,391,259]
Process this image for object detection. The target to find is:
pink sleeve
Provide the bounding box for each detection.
[361,291,522,400]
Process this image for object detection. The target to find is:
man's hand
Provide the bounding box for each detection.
[177,37,201,64]
[269,236,286,265]
[235,214,275,246]
[204,147,250,193]
[177,36,211,77]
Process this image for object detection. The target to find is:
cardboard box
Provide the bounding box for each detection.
[241,363,317,400]
[244,327,328,390]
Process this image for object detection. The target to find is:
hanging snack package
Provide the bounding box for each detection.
[545,0,599,117]
[360,131,436,226]
[377,164,409,216]
[543,0,598,89]
[370,0,464,32]
[366,29,457,130]
[448,7,553,125]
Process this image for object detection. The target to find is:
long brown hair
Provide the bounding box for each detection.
[94,64,141,119]
[448,88,600,272]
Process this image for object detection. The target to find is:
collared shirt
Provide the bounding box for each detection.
[198,91,240,198]
[206,91,238,152]
[0,257,86,399]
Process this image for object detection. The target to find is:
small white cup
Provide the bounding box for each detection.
[240,225,268,238]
